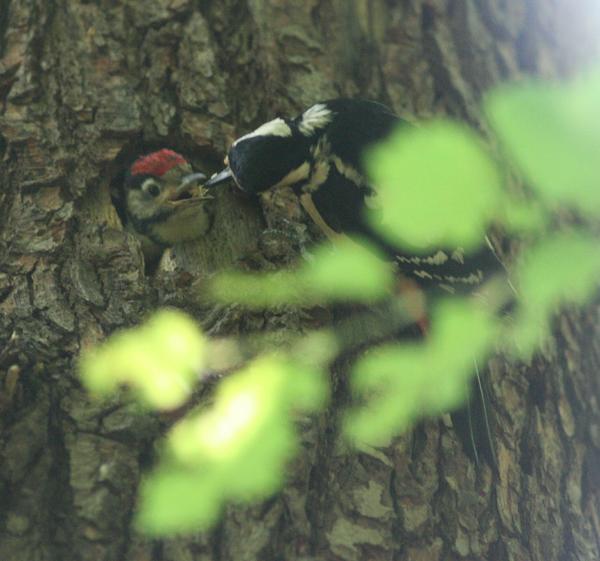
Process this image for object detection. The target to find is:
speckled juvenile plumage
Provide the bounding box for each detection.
[122,150,211,264]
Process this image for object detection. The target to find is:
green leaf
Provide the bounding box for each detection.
[510,233,600,355]
[137,355,328,534]
[79,309,205,410]
[137,468,222,534]
[500,197,548,234]
[345,299,498,444]
[210,269,302,308]
[519,234,600,307]
[210,239,392,307]
[366,120,502,250]
[305,239,392,300]
[486,70,600,216]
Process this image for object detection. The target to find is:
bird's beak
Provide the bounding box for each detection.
[178,172,207,192]
[204,167,233,189]
[168,172,209,204]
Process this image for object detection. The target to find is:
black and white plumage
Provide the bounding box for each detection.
[206,99,504,295]
[206,99,504,469]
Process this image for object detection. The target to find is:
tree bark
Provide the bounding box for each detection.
[1,1,599,560]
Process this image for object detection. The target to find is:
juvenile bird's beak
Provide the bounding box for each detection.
[166,172,208,204]
[204,167,233,188]
[170,172,208,201]
[178,172,207,191]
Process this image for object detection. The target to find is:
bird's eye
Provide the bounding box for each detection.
[142,179,161,197]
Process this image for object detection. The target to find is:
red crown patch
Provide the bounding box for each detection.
[131,149,187,177]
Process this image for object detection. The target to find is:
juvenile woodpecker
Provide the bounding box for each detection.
[122,149,211,263]
[205,99,504,469]
[205,98,503,295]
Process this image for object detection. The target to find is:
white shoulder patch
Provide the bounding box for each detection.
[298,103,333,135]
[233,118,292,146]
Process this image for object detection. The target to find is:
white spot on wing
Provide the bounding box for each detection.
[428,250,449,265]
[233,118,292,146]
[298,103,333,135]
[396,251,448,266]
[451,248,465,264]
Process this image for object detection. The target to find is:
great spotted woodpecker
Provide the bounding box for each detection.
[122,149,211,263]
[205,99,503,469]
[204,98,504,295]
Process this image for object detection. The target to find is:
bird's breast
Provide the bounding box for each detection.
[149,204,211,245]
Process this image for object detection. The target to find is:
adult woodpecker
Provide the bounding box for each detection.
[205,99,504,469]
[204,99,504,295]
[121,149,211,264]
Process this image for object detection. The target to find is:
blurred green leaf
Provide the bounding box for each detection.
[83,68,600,539]
[346,299,498,444]
[500,197,548,234]
[306,239,392,299]
[289,331,339,371]
[519,234,600,307]
[80,309,204,410]
[137,468,221,534]
[211,238,392,307]
[366,120,502,250]
[137,355,328,534]
[486,70,600,216]
[211,269,301,307]
[510,233,600,354]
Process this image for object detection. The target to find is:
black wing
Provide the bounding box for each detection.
[320,98,403,174]
[304,105,501,470]
[307,162,505,295]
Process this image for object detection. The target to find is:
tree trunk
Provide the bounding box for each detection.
[1,1,599,560]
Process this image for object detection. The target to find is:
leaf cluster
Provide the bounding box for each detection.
[80,67,600,534]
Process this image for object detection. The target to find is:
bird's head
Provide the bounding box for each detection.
[124,149,207,223]
[122,149,213,259]
[205,104,334,194]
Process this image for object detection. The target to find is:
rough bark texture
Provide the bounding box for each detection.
[1,1,599,560]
